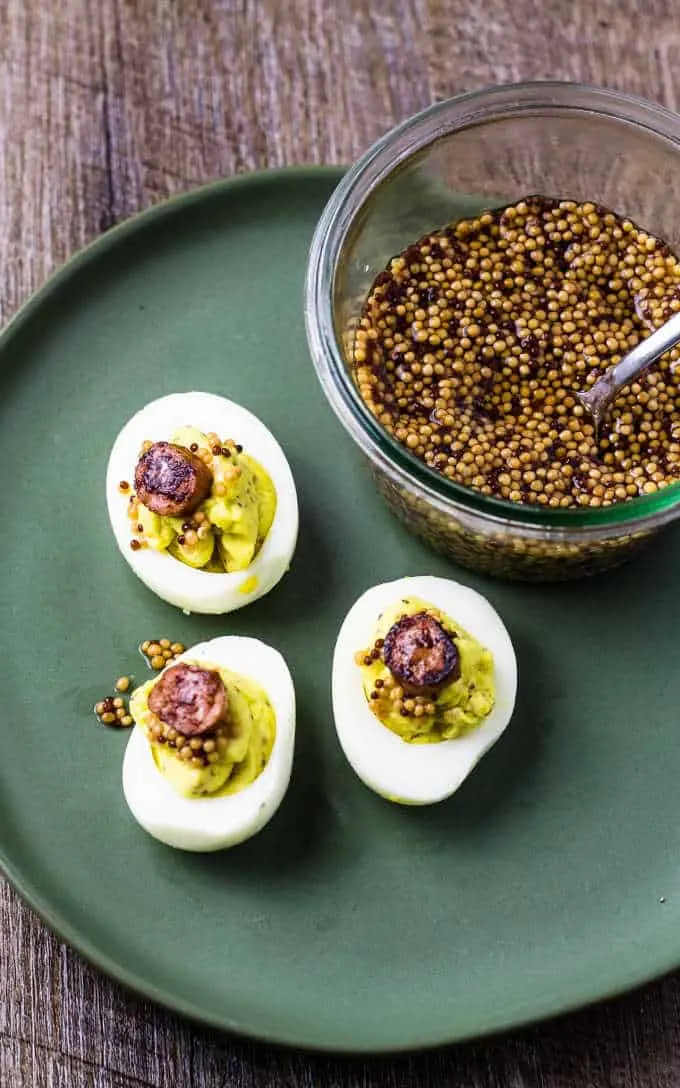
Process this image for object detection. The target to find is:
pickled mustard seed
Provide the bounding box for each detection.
[94,692,134,729]
[147,714,225,767]
[355,196,680,508]
[139,638,186,670]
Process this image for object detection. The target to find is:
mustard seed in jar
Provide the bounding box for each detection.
[354,197,680,508]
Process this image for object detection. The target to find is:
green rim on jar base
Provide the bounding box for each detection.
[305,81,680,544]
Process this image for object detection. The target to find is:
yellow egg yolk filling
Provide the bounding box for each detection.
[129,661,275,798]
[356,596,495,743]
[130,426,277,573]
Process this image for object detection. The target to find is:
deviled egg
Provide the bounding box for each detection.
[332,576,517,805]
[106,391,298,613]
[122,636,295,851]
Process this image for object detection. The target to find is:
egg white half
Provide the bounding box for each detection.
[122,636,296,851]
[106,391,299,613]
[332,575,518,805]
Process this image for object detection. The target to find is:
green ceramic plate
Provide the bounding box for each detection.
[2,167,680,1054]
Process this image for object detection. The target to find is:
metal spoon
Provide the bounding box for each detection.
[578,310,680,433]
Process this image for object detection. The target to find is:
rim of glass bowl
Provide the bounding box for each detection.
[305,80,680,540]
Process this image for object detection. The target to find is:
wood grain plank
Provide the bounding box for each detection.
[3,0,680,1085]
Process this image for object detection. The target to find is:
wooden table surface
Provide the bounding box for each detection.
[3,1,680,1084]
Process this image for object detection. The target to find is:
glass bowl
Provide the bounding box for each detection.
[305,81,680,581]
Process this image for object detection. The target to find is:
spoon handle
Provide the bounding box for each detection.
[579,309,680,426]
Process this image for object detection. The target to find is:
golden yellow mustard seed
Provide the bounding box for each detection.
[355,195,680,507]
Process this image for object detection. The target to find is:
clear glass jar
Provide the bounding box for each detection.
[305,82,680,581]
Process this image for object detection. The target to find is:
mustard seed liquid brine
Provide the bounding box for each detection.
[354,197,680,511]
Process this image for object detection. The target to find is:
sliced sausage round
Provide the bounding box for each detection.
[382,612,459,692]
[148,663,227,736]
[134,441,212,517]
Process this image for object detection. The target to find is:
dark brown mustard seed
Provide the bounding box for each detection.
[235,444,243,453]
[130,539,141,551]
[118,480,130,492]
[221,447,231,457]
[189,442,199,452]
[354,196,680,508]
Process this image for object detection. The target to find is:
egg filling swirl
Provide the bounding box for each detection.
[355,596,495,743]
[129,660,275,797]
[126,426,277,573]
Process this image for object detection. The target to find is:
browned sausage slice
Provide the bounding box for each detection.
[382,612,458,692]
[148,663,227,736]
[135,441,212,517]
